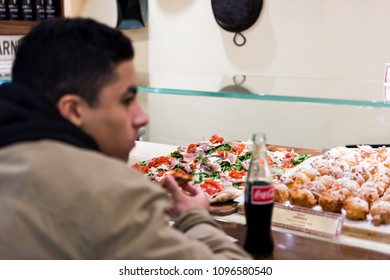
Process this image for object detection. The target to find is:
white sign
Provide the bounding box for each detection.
[272,203,344,239]
[0,35,23,76]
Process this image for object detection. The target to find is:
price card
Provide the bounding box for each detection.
[272,203,344,239]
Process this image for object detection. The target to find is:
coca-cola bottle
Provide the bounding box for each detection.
[244,132,274,258]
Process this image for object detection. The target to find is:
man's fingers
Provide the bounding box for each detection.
[163,175,200,197]
[181,183,199,196]
[162,175,183,199]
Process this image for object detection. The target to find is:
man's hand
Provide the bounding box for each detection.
[162,175,209,219]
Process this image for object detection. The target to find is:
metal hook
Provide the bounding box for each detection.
[233,32,246,46]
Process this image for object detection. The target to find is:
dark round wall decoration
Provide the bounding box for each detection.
[211,0,263,46]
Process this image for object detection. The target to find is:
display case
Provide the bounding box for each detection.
[129,75,390,256]
[136,72,390,150]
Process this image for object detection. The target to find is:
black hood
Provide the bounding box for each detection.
[0,82,99,151]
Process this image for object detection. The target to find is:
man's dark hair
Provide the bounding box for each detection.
[12,17,134,106]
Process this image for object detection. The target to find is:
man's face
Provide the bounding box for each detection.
[80,60,149,161]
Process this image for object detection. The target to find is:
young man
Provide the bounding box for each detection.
[0,18,250,259]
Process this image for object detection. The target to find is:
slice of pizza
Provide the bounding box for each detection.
[171,170,193,186]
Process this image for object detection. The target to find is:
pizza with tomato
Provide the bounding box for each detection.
[132,134,310,203]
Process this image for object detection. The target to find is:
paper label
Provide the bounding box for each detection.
[251,185,274,205]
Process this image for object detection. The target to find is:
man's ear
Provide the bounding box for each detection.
[56,94,86,127]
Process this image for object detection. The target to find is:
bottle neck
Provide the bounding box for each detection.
[247,134,272,182]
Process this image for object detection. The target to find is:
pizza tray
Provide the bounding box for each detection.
[209,201,238,216]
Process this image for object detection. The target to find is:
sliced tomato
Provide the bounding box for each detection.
[147,156,171,168]
[140,166,150,174]
[267,157,275,167]
[132,162,150,174]
[186,143,197,153]
[281,162,295,169]
[228,170,247,179]
[209,134,224,144]
[232,144,246,155]
[200,179,224,196]
[190,158,198,171]
[216,149,229,159]
[259,157,275,167]
[284,151,295,158]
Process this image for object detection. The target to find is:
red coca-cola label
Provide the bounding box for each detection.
[251,185,274,205]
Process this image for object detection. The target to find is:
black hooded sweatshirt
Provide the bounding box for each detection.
[0,82,99,151]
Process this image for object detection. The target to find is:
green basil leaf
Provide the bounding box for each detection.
[291,154,311,165]
[216,144,232,151]
[170,150,183,160]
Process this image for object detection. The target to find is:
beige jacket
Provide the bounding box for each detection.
[0,140,251,259]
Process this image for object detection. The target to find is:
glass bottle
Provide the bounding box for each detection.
[244,132,274,258]
[20,0,33,21]
[0,0,7,21]
[8,0,20,21]
[45,0,58,19]
[35,0,45,20]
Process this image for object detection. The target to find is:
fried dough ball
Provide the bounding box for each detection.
[343,172,365,186]
[310,159,343,177]
[353,161,377,181]
[357,145,376,159]
[281,171,310,189]
[370,200,390,226]
[321,165,344,179]
[336,160,353,172]
[307,180,327,199]
[372,165,390,183]
[289,186,317,208]
[382,157,390,168]
[331,178,359,193]
[340,153,358,166]
[362,180,388,196]
[318,190,347,213]
[343,197,369,220]
[298,166,320,180]
[316,175,336,190]
[322,147,351,160]
[379,188,390,202]
[353,186,380,206]
[377,146,390,161]
[274,182,289,203]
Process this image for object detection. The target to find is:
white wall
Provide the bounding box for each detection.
[66,0,390,149]
[146,0,390,80]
